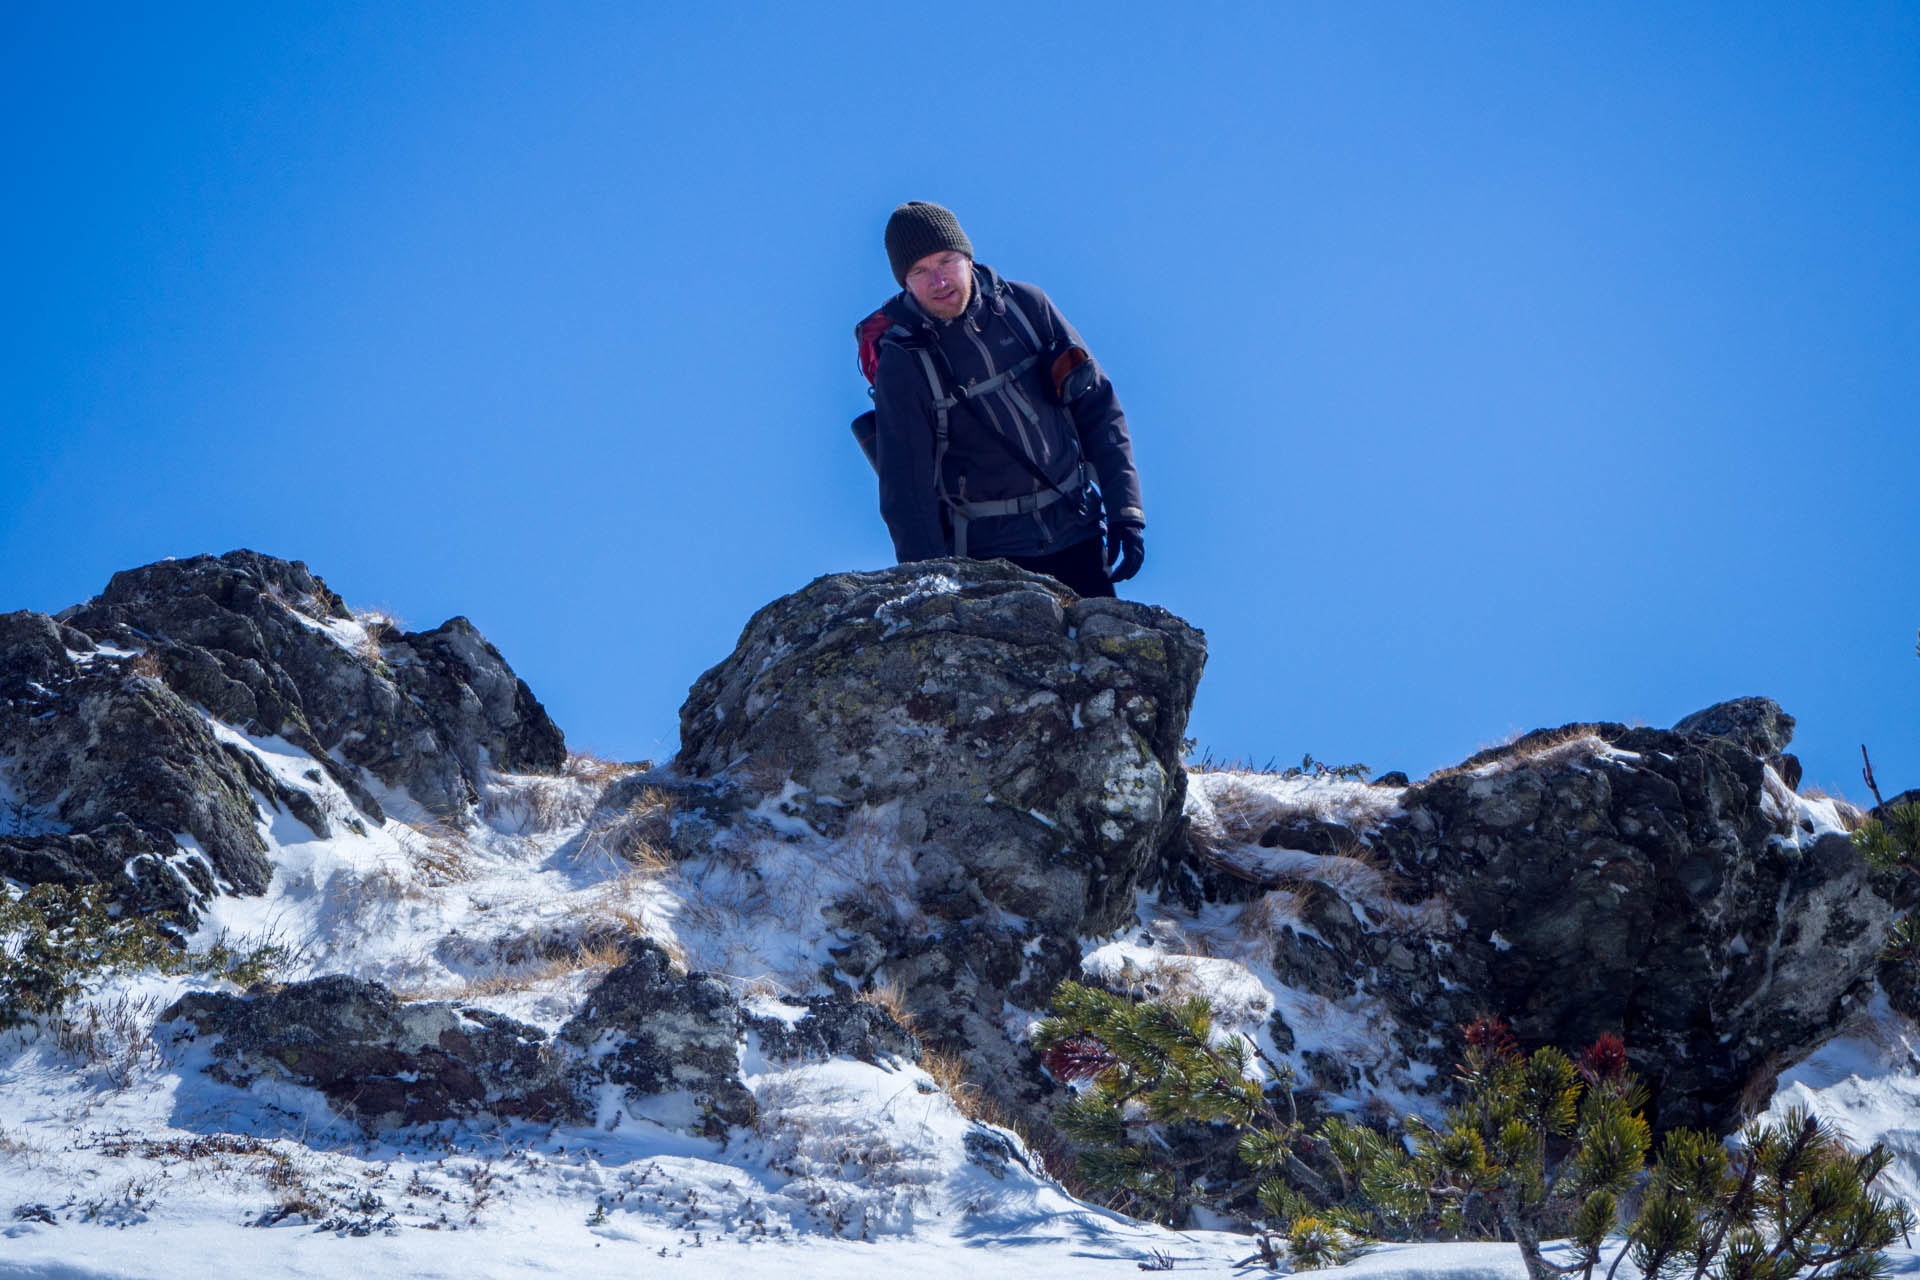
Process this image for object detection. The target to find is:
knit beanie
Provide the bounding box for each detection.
[885,201,974,286]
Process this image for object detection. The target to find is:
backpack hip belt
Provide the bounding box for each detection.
[947,462,1092,557]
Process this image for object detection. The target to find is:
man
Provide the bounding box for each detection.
[863,201,1145,598]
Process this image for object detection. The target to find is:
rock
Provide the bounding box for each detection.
[560,938,756,1135]
[1226,718,1892,1134]
[162,976,575,1130]
[1674,696,1796,760]
[674,559,1205,1125]
[0,551,566,926]
[57,550,565,819]
[744,994,919,1067]
[0,612,274,904]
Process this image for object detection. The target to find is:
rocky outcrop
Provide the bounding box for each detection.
[1180,700,1892,1135]
[0,610,278,920]
[163,940,917,1135]
[560,937,756,1134]
[59,551,565,816]
[675,559,1206,1122]
[0,551,565,924]
[163,976,576,1129]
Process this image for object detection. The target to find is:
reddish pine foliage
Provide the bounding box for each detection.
[1579,1032,1630,1083]
[1461,1014,1520,1062]
[1042,1034,1120,1083]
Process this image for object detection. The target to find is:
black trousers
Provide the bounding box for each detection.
[1001,535,1115,598]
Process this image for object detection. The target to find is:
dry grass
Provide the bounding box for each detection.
[856,978,919,1033]
[574,788,675,872]
[1238,889,1309,947]
[395,819,475,885]
[402,934,635,1002]
[124,650,163,681]
[1800,785,1869,833]
[53,992,166,1088]
[1424,724,1613,783]
[564,750,648,783]
[1188,773,1401,857]
[921,1047,1014,1129]
[1185,747,1289,775]
[350,608,405,665]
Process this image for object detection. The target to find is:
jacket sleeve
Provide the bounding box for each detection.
[1022,284,1145,528]
[872,344,951,563]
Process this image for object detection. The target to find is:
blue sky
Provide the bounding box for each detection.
[5,3,1917,796]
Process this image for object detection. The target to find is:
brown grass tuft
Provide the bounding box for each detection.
[396,819,474,885]
[1424,724,1614,783]
[564,750,649,783]
[856,978,920,1034]
[922,1048,1012,1128]
[575,788,675,872]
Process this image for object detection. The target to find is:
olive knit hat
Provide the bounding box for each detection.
[885,201,974,286]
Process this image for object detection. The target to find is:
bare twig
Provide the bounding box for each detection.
[1863,745,1889,812]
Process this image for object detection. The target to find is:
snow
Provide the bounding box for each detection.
[6,742,1920,1278]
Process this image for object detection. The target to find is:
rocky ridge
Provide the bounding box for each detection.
[0,551,1899,1218]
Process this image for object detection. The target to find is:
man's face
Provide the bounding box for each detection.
[905,250,973,320]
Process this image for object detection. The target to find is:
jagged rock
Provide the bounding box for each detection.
[0,821,216,925]
[58,551,565,819]
[1231,712,1891,1134]
[744,994,920,1067]
[1675,696,1802,788]
[159,944,920,1137]
[674,559,1206,1124]
[162,976,575,1129]
[560,937,756,1135]
[0,610,274,906]
[0,551,565,925]
[1673,696,1796,759]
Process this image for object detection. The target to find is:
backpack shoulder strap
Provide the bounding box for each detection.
[998,288,1045,355]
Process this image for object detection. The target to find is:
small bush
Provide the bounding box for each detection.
[0,883,290,1029]
[1035,985,1910,1279]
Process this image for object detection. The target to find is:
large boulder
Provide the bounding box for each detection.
[559,937,757,1134]
[1189,700,1892,1134]
[675,559,1206,1120]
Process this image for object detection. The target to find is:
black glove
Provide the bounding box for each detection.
[1106,520,1145,583]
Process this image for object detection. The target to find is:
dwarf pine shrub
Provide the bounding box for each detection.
[0,883,287,1029]
[1035,987,1909,1278]
[1853,635,1920,1005]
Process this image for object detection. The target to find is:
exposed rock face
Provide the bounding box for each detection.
[60,551,566,816]
[0,551,565,924]
[1184,700,1892,1134]
[163,976,575,1129]
[0,610,277,920]
[560,938,757,1134]
[163,942,917,1135]
[675,559,1206,1120]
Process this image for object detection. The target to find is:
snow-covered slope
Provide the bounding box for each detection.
[3,723,1917,1278]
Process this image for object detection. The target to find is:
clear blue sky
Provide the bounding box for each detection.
[5,3,1917,796]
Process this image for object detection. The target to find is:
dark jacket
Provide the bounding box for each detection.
[871,263,1144,563]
